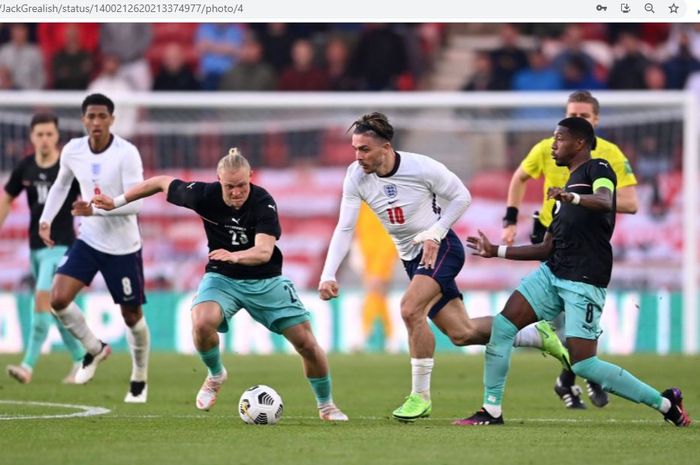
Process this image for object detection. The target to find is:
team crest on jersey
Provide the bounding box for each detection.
[383,183,398,198]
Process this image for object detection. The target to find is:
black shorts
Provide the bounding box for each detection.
[57,239,146,305]
[402,229,464,319]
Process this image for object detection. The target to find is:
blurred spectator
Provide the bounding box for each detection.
[393,24,424,87]
[665,24,700,61]
[325,36,357,91]
[38,23,99,71]
[196,23,245,90]
[562,55,603,90]
[489,24,528,90]
[153,42,200,91]
[87,55,137,138]
[219,35,275,91]
[462,51,501,91]
[278,39,330,90]
[644,64,667,90]
[100,24,153,91]
[608,32,649,89]
[551,25,596,78]
[663,30,700,89]
[0,24,45,89]
[512,48,562,90]
[0,23,37,44]
[253,23,295,73]
[348,24,409,90]
[0,64,15,89]
[277,39,328,163]
[51,24,93,90]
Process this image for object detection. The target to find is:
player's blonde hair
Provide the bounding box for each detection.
[217,147,251,173]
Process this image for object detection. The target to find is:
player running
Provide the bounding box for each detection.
[318,112,569,422]
[92,148,348,421]
[459,117,690,427]
[39,93,150,403]
[2,113,84,384]
[502,90,639,409]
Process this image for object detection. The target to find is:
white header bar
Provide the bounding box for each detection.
[0,0,694,22]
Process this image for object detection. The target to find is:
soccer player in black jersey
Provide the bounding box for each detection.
[455,118,690,427]
[1,113,84,384]
[92,148,348,421]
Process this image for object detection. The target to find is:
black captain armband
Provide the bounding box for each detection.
[502,206,519,227]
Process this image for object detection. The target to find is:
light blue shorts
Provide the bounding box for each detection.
[192,272,311,334]
[516,263,606,340]
[30,246,68,291]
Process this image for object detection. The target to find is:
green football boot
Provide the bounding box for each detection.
[392,393,432,421]
[535,321,571,370]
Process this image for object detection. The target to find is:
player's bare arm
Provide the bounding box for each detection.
[616,185,638,214]
[92,175,176,210]
[467,229,553,261]
[547,186,613,213]
[502,166,532,245]
[208,233,276,266]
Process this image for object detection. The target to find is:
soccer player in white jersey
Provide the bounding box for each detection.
[319,113,569,422]
[38,93,150,403]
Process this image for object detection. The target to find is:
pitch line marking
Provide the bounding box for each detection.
[102,414,662,424]
[0,400,111,420]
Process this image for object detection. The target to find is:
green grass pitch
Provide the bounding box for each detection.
[0,352,697,465]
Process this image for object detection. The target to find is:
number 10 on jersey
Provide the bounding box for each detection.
[387,206,405,224]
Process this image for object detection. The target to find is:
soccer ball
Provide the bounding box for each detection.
[238,385,284,425]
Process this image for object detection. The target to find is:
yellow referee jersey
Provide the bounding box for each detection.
[520,136,637,227]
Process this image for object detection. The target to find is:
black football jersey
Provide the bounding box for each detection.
[4,155,79,249]
[167,180,283,279]
[547,158,617,288]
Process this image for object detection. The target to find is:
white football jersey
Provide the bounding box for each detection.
[40,135,144,255]
[320,151,471,282]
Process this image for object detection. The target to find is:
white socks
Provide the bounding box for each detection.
[483,404,502,418]
[53,302,102,355]
[659,397,671,414]
[513,323,543,348]
[411,358,434,401]
[127,317,150,382]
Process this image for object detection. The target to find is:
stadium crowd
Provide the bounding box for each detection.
[0,23,698,93]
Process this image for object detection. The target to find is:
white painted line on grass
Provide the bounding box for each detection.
[0,400,111,420]
[98,414,662,424]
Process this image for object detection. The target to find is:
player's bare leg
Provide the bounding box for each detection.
[431,299,569,367]
[392,275,439,421]
[431,298,491,346]
[283,321,347,421]
[192,302,227,411]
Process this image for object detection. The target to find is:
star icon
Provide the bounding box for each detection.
[669,3,679,13]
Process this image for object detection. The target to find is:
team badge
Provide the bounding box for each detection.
[383,183,398,198]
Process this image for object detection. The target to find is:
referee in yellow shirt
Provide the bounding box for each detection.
[501,90,639,409]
